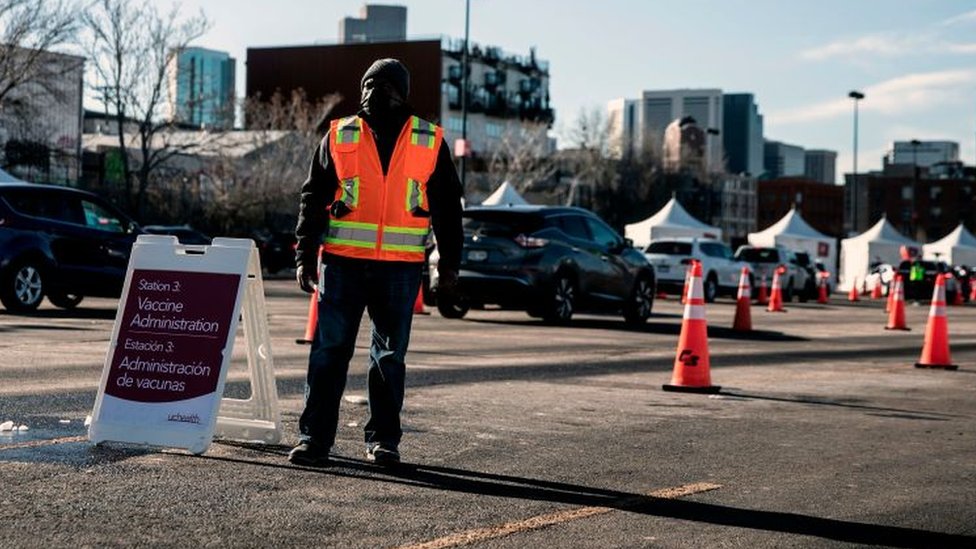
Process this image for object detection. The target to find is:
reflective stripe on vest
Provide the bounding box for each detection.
[325,220,378,249]
[406,178,424,212]
[381,225,428,253]
[336,116,361,145]
[410,117,437,149]
[340,177,360,207]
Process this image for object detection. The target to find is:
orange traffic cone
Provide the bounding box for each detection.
[663,260,719,393]
[861,278,869,296]
[766,266,786,313]
[817,273,829,304]
[970,281,976,302]
[870,280,883,300]
[756,275,769,305]
[884,275,909,331]
[732,267,752,331]
[848,277,860,302]
[915,274,957,370]
[413,282,429,315]
[296,290,318,344]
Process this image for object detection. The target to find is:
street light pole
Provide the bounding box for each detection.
[911,138,920,238]
[459,0,470,191]
[848,90,865,234]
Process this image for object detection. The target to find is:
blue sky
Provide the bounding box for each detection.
[155,0,976,181]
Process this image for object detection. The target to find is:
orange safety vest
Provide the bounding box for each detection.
[324,114,442,262]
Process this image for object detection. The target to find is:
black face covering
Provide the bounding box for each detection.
[360,81,404,119]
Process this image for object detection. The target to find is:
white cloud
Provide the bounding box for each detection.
[801,33,976,60]
[768,69,976,125]
[940,9,976,27]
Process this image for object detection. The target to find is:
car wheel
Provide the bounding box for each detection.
[1,260,45,312]
[436,293,469,319]
[623,275,654,325]
[703,273,718,303]
[48,292,84,309]
[543,273,575,324]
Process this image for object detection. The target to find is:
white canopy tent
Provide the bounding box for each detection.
[624,197,722,248]
[923,224,976,267]
[839,217,919,291]
[481,181,529,206]
[747,207,837,280]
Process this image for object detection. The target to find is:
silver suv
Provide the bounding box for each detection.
[643,237,747,302]
[734,244,814,302]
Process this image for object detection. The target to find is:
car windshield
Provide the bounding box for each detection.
[463,211,543,237]
[645,241,692,255]
[737,248,779,263]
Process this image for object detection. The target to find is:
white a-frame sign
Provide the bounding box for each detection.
[89,235,282,454]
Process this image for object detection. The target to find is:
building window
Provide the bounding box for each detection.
[445,117,463,132]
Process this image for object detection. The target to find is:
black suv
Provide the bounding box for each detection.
[0,183,140,312]
[434,205,656,324]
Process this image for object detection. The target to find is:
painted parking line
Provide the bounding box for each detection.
[0,435,87,451]
[396,482,722,549]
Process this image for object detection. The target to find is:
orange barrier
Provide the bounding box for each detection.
[817,273,829,304]
[732,267,752,332]
[413,282,429,315]
[915,274,957,370]
[848,277,860,302]
[756,275,768,305]
[663,260,720,394]
[296,291,318,345]
[766,266,786,313]
[884,275,909,331]
[870,280,883,300]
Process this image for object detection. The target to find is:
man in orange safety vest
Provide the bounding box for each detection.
[291,59,463,467]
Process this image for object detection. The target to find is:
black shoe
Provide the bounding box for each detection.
[365,444,400,466]
[288,441,330,467]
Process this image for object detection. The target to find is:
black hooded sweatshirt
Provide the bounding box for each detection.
[295,106,463,273]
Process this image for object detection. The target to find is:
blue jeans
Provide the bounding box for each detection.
[299,258,422,450]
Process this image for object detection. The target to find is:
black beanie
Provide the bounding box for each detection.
[361,58,410,100]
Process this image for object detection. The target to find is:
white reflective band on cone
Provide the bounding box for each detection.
[687,277,704,300]
[684,304,706,320]
[930,304,947,317]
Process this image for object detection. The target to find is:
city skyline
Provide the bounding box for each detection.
[140,0,976,183]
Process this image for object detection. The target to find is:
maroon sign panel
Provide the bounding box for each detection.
[104,269,242,403]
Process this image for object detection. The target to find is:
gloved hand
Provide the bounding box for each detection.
[297,264,318,294]
[438,268,459,300]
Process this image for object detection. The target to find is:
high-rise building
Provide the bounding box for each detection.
[804,149,837,184]
[722,93,763,177]
[640,89,723,172]
[167,47,236,129]
[339,4,407,44]
[764,140,805,179]
[886,140,959,168]
[607,98,638,158]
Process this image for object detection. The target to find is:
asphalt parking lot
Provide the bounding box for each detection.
[1,279,975,548]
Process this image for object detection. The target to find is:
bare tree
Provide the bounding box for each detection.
[81,0,209,218]
[0,0,80,109]
[161,90,342,237]
[486,122,557,196]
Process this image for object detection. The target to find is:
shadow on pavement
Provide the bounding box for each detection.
[719,391,961,420]
[194,442,975,548]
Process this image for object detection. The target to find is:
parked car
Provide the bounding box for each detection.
[896,259,958,302]
[642,237,747,302]
[734,244,814,301]
[252,229,297,274]
[0,182,140,312]
[141,224,211,245]
[430,205,656,325]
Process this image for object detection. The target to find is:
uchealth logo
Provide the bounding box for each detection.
[105,269,241,403]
